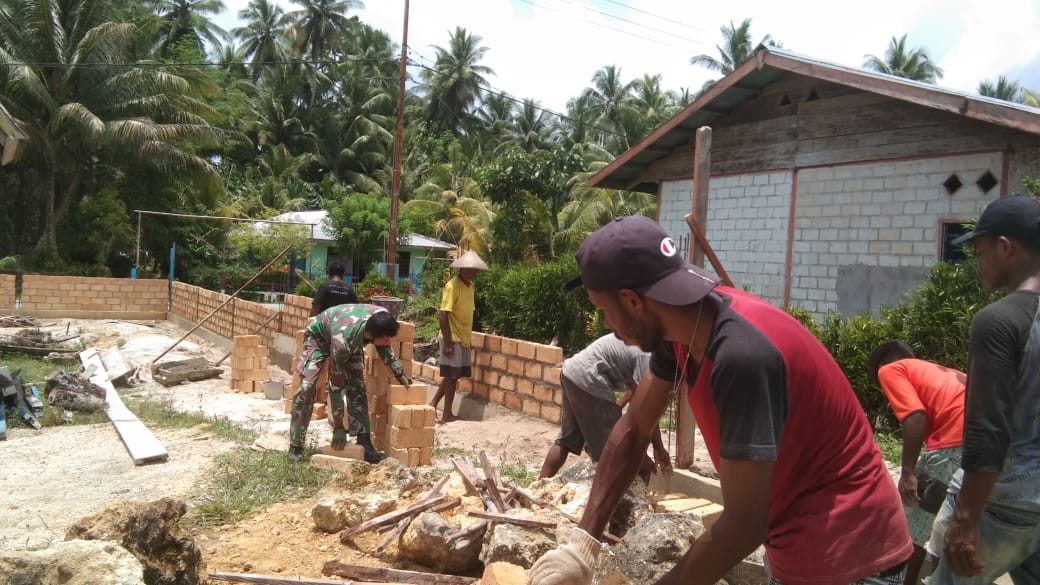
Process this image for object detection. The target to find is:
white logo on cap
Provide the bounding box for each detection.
[660,237,677,257]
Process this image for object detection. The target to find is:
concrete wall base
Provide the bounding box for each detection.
[167,313,232,352]
[12,310,167,320]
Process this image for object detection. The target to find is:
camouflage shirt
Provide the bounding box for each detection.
[307,304,406,382]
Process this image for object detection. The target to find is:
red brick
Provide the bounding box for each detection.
[541,404,561,425]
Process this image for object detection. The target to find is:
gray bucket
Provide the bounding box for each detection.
[261,380,284,400]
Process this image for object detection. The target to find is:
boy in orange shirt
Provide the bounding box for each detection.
[870,341,966,585]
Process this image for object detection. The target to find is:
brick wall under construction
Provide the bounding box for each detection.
[17,275,167,314]
[0,274,13,310]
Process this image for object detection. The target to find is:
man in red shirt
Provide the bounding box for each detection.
[870,341,965,585]
[530,215,911,585]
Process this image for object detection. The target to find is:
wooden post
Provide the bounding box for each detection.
[689,126,712,267]
[678,126,712,470]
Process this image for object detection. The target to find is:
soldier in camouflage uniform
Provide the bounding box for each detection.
[288,304,412,463]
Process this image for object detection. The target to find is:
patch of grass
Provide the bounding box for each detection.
[433,445,472,459]
[0,353,108,427]
[874,430,903,465]
[0,353,80,385]
[184,449,334,528]
[126,397,259,443]
[499,462,538,488]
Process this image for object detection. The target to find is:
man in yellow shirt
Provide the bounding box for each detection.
[429,250,487,423]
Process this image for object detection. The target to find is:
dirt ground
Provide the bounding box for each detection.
[0,317,582,580]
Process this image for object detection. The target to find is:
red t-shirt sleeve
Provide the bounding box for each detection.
[877,362,925,422]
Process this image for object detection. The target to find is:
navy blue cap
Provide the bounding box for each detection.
[564,215,719,305]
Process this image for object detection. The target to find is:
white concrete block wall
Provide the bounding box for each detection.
[789,152,1002,315]
[659,172,793,305]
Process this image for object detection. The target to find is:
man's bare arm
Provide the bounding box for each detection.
[655,458,773,585]
[579,374,673,537]
[438,311,454,354]
[898,411,927,506]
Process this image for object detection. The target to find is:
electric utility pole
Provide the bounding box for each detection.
[387,0,409,279]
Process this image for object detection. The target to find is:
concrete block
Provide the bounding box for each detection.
[390,405,414,428]
[321,444,365,460]
[479,562,527,585]
[310,454,359,472]
[389,383,426,405]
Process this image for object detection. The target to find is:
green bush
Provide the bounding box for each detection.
[790,258,999,433]
[185,263,260,293]
[476,256,605,353]
[355,270,410,300]
[400,263,451,341]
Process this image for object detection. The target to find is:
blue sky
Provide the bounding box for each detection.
[214,0,1040,112]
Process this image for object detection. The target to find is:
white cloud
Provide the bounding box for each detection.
[214,0,1040,112]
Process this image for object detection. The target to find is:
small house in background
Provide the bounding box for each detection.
[0,102,27,166]
[590,46,1040,318]
[265,210,455,288]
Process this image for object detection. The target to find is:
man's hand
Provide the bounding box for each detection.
[944,513,984,577]
[442,341,455,358]
[331,427,348,450]
[398,374,413,386]
[529,527,600,585]
[653,445,673,476]
[899,468,920,506]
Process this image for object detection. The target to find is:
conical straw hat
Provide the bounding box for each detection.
[451,250,488,270]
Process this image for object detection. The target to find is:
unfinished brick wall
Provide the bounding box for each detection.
[18,275,166,313]
[0,274,14,310]
[413,332,565,425]
[171,282,297,348]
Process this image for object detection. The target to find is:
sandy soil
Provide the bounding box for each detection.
[0,317,573,581]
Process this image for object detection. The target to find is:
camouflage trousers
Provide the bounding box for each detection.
[289,332,371,449]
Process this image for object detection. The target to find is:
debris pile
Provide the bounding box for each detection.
[44,369,108,413]
[0,327,79,357]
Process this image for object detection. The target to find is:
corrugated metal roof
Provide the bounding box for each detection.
[591,45,1040,192]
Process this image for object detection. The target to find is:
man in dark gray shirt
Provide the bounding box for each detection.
[538,333,670,480]
[931,194,1040,584]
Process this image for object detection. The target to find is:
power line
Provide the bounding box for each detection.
[514,0,702,55]
[551,0,711,49]
[599,0,715,36]
[2,55,393,69]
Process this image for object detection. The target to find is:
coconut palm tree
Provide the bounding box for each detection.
[0,0,224,259]
[404,163,494,254]
[510,99,553,153]
[978,75,1024,103]
[421,26,495,135]
[288,0,361,62]
[150,0,229,59]
[863,35,943,83]
[631,73,678,127]
[233,0,292,78]
[690,18,772,75]
[582,65,632,144]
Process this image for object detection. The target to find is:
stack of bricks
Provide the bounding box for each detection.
[285,329,328,419]
[385,384,434,466]
[363,321,435,467]
[229,335,270,393]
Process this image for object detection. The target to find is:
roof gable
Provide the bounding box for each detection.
[591,46,1040,192]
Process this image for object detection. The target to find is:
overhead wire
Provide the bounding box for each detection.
[513,0,703,54]
[599,0,715,36]
[550,0,712,48]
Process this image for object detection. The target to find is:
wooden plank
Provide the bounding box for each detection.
[322,562,477,585]
[467,510,556,529]
[339,495,446,542]
[80,349,167,465]
[653,497,713,513]
[209,572,408,585]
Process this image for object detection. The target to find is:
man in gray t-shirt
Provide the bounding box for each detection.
[538,334,670,480]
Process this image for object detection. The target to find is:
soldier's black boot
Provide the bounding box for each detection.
[356,432,386,464]
[287,445,305,463]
